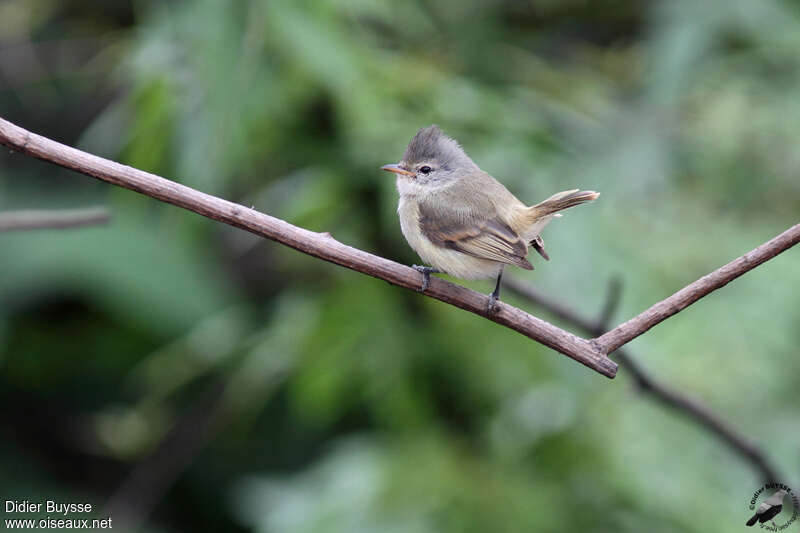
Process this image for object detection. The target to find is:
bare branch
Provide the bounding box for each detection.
[504,277,784,484]
[1,116,796,378]
[0,117,616,377]
[0,207,110,231]
[593,224,800,354]
[618,352,782,484]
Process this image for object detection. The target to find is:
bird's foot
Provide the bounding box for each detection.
[412,265,440,292]
[486,292,500,314]
[486,268,504,314]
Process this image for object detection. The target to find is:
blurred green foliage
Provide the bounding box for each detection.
[1,0,799,531]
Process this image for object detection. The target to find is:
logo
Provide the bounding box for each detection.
[746,483,798,530]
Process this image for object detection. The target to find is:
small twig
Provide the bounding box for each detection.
[0,207,110,231]
[615,350,781,484]
[595,277,622,331]
[504,277,783,484]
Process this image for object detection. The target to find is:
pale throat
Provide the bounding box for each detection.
[394,175,452,198]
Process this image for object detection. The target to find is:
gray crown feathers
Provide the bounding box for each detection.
[402,125,474,169]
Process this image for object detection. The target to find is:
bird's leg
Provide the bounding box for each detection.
[487,267,504,314]
[412,265,441,292]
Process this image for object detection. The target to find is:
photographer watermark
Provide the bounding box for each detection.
[4,500,112,529]
[746,483,798,530]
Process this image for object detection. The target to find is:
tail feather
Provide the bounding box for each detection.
[529,189,600,218]
[746,514,759,526]
[517,189,599,241]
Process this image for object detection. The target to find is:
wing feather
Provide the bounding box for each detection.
[418,199,533,270]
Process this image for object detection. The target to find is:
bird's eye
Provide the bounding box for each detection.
[419,166,432,174]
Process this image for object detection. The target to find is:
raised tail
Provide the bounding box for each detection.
[517,189,599,242]
[529,189,600,218]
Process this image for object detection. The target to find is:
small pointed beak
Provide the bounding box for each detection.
[380,163,414,176]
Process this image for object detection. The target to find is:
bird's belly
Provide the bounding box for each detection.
[418,246,503,280]
[398,197,502,280]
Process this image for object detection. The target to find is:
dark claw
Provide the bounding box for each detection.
[412,265,440,292]
[420,272,430,292]
[487,267,504,314]
[486,293,499,314]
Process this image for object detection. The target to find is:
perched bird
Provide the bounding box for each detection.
[747,489,788,526]
[382,125,598,312]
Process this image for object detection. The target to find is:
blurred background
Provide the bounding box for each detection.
[1,0,799,531]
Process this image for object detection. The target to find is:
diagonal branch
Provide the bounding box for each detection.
[1,116,797,379]
[503,276,783,484]
[593,225,800,354]
[0,116,616,377]
[0,207,110,231]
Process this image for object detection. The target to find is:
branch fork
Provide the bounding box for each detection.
[1,116,798,378]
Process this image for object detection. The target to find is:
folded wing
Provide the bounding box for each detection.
[418,199,533,270]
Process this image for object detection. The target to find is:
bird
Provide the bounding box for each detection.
[381,125,599,312]
[747,489,788,526]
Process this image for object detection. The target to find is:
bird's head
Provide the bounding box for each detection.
[381,125,478,188]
